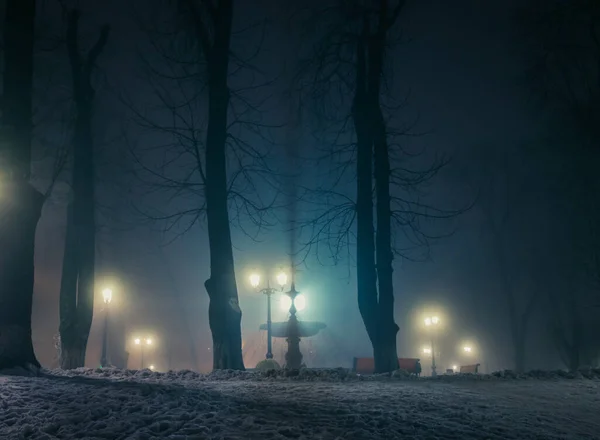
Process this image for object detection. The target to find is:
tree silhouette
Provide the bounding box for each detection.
[292,0,461,373]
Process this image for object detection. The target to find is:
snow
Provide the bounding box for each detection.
[1,368,599,439]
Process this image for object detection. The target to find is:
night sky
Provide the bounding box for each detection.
[19,0,593,373]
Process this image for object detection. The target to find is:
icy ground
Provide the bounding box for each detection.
[1,368,599,439]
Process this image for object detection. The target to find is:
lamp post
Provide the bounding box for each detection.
[424,316,440,377]
[250,270,288,359]
[134,337,152,369]
[100,288,112,368]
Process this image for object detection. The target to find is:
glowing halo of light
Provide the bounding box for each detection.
[280,294,306,312]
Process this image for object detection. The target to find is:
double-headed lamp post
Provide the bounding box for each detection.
[100,288,113,368]
[250,270,288,359]
[424,316,440,376]
[134,337,152,369]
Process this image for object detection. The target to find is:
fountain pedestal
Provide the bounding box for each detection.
[285,314,303,369]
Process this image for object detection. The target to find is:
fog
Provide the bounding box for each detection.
[15,0,599,374]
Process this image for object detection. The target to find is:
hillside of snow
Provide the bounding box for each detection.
[1,368,599,439]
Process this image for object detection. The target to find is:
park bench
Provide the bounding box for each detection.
[459,363,480,374]
[352,357,422,375]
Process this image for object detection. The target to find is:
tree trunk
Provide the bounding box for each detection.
[352,23,381,372]
[59,335,87,370]
[0,183,43,370]
[371,15,399,373]
[0,0,39,371]
[204,0,244,371]
[58,10,107,369]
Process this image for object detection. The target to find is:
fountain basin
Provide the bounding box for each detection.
[260,321,326,338]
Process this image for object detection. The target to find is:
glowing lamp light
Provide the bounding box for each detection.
[280,294,306,312]
[149,365,155,371]
[295,294,306,311]
[276,271,287,287]
[423,347,431,354]
[463,346,472,353]
[102,288,113,304]
[452,365,458,370]
[249,273,260,288]
[425,316,440,326]
[134,337,152,346]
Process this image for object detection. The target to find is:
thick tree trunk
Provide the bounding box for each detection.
[59,335,87,370]
[0,182,43,370]
[371,19,399,372]
[353,8,400,374]
[0,0,39,371]
[372,122,399,373]
[58,10,106,369]
[204,0,244,371]
[352,26,381,372]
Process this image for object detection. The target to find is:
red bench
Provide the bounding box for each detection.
[353,357,421,375]
[459,363,480,374]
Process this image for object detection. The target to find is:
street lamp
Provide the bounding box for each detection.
[100,288,113,368]
[134,336,153,369]
[424,315,440,377]
[250,270,288,360]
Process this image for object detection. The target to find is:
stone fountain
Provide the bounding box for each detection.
[259,282,326,369]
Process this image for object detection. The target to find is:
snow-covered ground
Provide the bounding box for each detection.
[1,368,599,439]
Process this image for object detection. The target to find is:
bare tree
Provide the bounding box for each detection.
[518,0,600,367]
[471,147,539,373]
[0,0,44,371]
[127,0,278,370]
[57,8,109,369]
[293,0,457,373]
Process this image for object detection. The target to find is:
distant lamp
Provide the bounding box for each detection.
[146,338,153,345]
[149,365,155,371]
[425,316,440,326]
[134,338,141,345]
[249,273,260,289]
[463,346,472,353]
[276,271,287,288]
[423,347,432,354]
[102,288,113,304]
[452,365,458,371]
